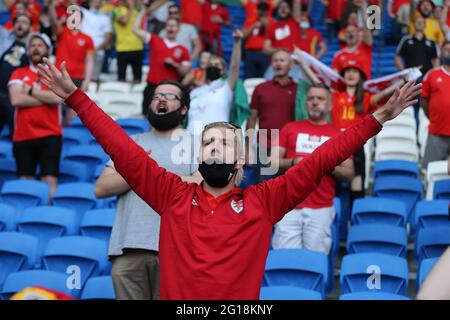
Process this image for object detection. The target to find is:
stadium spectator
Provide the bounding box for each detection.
[95,80,201,300]
[146,0,174,34]
[159,4,202,62]
[387,0,411,43]
[180,0,203,29]
[297,54,404,202]
[417,246,450,299]
[332,1,373,79]
[396,15,439,76]
[246,48,298,182]
[5,0,40,32]
[185,29,242,134]
[411,0,445,44]
[8,33,63,196]
[421,41,450,167]
[440,0,450,40]
[133,9,191,116]
[297,15,328,59]
[321,0,347,41]
[199,0,231,56]
[80,0,113,83]
[181,50,211,88]
[49,1,94,125]
[263,0,302,55]
[241,0,276,27]
[112,0,144,83]
[242,1,275,78]
[37,56,421,299]
[0,14,31,138]
[271,84,355,254]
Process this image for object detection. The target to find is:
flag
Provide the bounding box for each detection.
[364,67,422,94]
[292,48,344,90]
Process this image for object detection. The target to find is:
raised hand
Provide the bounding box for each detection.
[372,81,422,125]
[232,28,243,41]
[36,58,77,100]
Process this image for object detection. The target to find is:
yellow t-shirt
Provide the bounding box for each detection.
[113,6,144,52]
[409,17,445,45]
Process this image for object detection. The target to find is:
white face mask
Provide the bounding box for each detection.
[300,21,310,29]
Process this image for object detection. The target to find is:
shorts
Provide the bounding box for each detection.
[13,135,62,177]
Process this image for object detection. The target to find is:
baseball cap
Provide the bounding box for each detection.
[27,32,53,53]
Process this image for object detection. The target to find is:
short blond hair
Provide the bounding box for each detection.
[201,122,244,186]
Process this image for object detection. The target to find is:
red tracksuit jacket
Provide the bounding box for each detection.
[66,89,382,300]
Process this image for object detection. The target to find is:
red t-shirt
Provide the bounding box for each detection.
[332,42,373,79]
[266,17,302,52]
[243,17,276,51]
[181,0,203,27]
[8,66,62,142]
[200,3,230,36]
[279,120,341,208]
[331,91,375,130]
[422,67,450,136]
[297,28,325,57]
[250,78,298,147]
[55,26,94,80]
[326,0,346,21]
[66,89,382,300]
[146,34,190,84]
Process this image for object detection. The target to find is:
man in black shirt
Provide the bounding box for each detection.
[395,15,439,76]
[0,14,31,138]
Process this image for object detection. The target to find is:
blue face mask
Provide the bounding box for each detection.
[440,55,450,66]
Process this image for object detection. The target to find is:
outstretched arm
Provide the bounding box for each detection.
[228,28,243,90]
[253,81,422,224]
[417,246,450,300]
[37,58,189,215]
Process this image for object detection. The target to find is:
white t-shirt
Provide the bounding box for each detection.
[81,8,112,49]
[187,78,233,134]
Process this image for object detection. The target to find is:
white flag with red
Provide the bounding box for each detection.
[364,68,422,93]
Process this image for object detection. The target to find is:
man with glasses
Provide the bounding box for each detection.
[38,56,421,299]
[160,4,202,62]
[95,80,201,300]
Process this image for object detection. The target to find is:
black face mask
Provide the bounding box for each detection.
[198,160,236,188]
[147,107,183,131]
[440,55,450,66]
[205,66,222,82]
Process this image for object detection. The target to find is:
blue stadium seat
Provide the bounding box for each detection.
[340,253,408,296]
[351,198,407,227]
[346,224,408,258]
[51,183,98,217]
[263,249,328,298]
[339,292,410,300]
[42,236,108,297]
[93,164,105,182]
[0,232,38,287]
[260,286,322,300]
[417,257,439,291]
[59,160,90,183]
[0,270,72,300]
[433,179,450,200]
[0,180,50,212]
[80,276,115,300]
[414,226,450,263]
[0,141,13,159]
[373,176,423,220]
[0,158,16,188]
[17,206,78,262]
[62,128,94,155]
[80,209,115,243]
[373,160,420,179]
[0,203,17,231]
[116,118,150,136]
[414,200,450,231]
[63,145,108,180]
